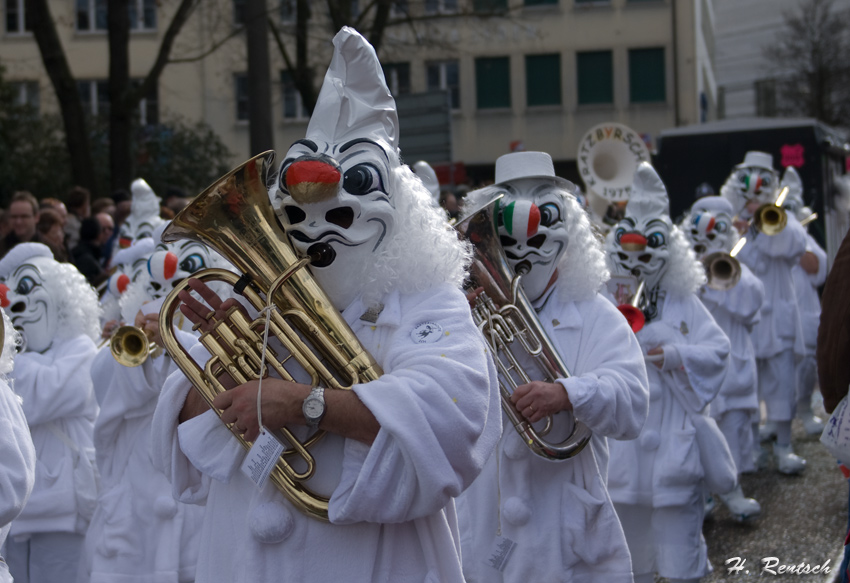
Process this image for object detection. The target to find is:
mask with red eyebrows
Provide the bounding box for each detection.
[269,27,401,310]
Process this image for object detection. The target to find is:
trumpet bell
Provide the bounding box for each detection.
[617,304,645,333]
[703,251,742,291]
[110,325,154,367]
[754,203,787,236]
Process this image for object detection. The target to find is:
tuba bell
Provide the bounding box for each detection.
[158,151,382,522]
[454,194,592,460]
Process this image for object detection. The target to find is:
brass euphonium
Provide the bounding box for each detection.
[454,193,592,460]
[158,151,382,522]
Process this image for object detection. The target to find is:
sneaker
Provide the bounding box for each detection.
[798,412,825,436]
[773,443,806,475]
[718,485,761,522]
[759,421,777,442]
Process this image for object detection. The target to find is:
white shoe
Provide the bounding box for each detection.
[759,421,777,442]
[719,484,761,522]
[774,443,806,475]
[799,412,825,435]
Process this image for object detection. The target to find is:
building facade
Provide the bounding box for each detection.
[0,0,717,188]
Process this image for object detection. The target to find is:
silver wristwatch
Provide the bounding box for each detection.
[302,387,326,428]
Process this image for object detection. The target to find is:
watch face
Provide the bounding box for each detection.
[304,397,324,419]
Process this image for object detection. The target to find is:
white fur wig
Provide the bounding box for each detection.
[0,308,20,377]
[464,183,608,303]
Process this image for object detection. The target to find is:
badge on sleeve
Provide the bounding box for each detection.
[411,321,443,344]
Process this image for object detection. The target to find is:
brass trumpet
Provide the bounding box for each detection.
[158,151,382,521]
[455,193,591,460]
[110,325,159,367]
[617,279,647,333]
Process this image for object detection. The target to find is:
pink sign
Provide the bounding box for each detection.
[781,143,805,168]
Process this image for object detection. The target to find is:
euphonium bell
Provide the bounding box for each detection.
[158,151,382,522]
[454,193,592,460]
[110,325,158,367]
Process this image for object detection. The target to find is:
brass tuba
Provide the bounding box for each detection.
[158,151,382,521]
[454,194,592,460]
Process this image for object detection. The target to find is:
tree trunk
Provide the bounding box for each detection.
[246,0,274,156]
[25,0,99,196]
[109,0,133,192]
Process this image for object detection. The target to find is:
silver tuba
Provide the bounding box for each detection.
[454,194,592,460]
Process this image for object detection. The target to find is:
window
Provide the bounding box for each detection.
[235,73,249,121]
[473,0,507,12]
[11,81,39,112]
[425,0,458,13]
[77,79,158,124]
[525,0,557,5]
[629,47,665,103]
[382,63,411,96]
[78,80,110,116]
[77,0,107,31]
[576,50,613,104]
[129,0,156,31]
[426,60,460,109]
[77,0,154,32]
[526,54,561,106]
[475,56,510,109]
[5,0,29,34]
[281,70,308,120]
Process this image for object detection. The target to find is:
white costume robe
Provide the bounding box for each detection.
[9,335,98,536]
[151,284,500,583]
[456,291,649,583]
[80,339,204,583]
[0,379,36,583]
[735,215,806,421]
[700,264,764,473]
[793,233,827,404]
[608,293,729,579]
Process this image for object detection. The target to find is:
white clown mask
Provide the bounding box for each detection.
[682,196,736,258]
[269,27,401,310]
[0,251,61,353]
[497,179,571,302]
[728,151,779,209]
[148,224,215,301]
[607,162,672,292]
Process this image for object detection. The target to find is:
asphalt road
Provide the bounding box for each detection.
[696,398,847,582]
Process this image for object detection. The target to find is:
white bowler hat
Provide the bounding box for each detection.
[494,151,574,190]
[736,151,775,171]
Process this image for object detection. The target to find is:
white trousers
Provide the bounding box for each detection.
[4,532,84,583]
[715,409,755,474]
[758,350,797,422]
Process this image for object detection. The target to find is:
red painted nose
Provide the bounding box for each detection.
[0,284,9,308]
[620,233,647,252]
[116,274,130,294]
[285,159,341,204]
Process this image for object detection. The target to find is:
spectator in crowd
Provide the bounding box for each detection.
[439,190,459,221]
[64,186,91,252]
[0,209,9,240]
[95,212,115,268]
[39,198,68,225]
[71,217,109,288]
[36,208,69,262]
[0,191,41,258]
[105,189,132,266]
[164,186,191,214]
[91,197,116,218]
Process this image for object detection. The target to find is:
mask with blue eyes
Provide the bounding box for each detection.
[148,241,212,299]
[682,208,734,258]
[496,181,570,302]
[609,215,672,293]
[0,256,60,353]
[270,140,398,309]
